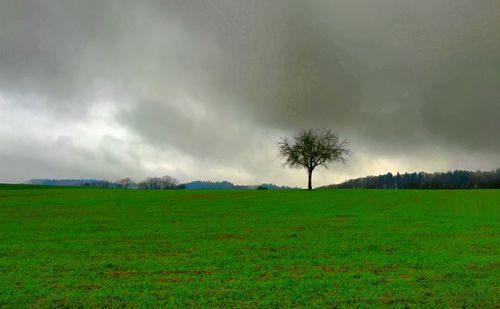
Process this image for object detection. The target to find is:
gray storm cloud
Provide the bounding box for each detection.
[0,0,499,186]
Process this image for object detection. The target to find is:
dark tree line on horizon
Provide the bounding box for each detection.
[26,178,299,190]
[323,169,500,189]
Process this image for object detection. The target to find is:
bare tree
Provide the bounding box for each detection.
[160,175,180,189]
[278,129,350,190]
[139,177,161,190]
[138,175,180,190]
[117,177,135,189]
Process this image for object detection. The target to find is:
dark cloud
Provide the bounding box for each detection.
[0,0,499,186]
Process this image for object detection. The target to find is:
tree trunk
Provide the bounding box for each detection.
[307,169,313,190]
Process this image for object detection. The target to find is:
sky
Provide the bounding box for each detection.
[0,0,499,187]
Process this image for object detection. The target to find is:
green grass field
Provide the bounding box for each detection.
[0,186,499,307]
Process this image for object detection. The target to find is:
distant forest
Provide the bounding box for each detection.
[322,169,500,189]
[25,179,299,190]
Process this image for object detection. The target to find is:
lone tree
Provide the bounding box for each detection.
[278,129,350,190]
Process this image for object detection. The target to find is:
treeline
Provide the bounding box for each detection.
[183,181,300,190]
[27,177,298,190]
[26,176,183,189]
[324,169,500,189]
[27,179,103,187]
[80,176,184,189]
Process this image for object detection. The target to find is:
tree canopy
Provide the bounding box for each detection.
[279,129,350,190]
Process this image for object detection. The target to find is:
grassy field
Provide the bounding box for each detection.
[0,186,499,307]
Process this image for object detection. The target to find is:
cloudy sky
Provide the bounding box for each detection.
[0,0,499,187]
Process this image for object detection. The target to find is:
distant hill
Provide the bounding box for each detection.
[25,179,105,187]
[258,183,302,190]
[182,181,299,190]
[319,169,500,189]
[24,179,299,190]
[25,179,122,188]
[183,181,239,190]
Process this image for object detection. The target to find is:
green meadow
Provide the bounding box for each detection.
[0,185,499,307]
